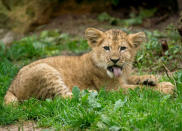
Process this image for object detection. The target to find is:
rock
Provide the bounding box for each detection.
[0,0,60,34]
[0,32,16,45]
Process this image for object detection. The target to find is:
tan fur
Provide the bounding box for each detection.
[4,28,175,104]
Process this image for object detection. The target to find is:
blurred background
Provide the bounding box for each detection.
[0,0,182,72]
[0,0,181,37]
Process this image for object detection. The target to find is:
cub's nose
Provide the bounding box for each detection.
[110,58,120,64]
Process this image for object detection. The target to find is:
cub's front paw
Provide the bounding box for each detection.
[156,82,175,94]
[88,89,97,93]
[62,92,72,98]
[141,75,158,86]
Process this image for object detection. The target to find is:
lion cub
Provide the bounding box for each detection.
[4,28,174,104]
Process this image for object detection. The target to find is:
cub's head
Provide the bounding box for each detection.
[85,28,146,78]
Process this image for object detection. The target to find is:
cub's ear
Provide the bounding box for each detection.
[128,32,146,48]
[85,28,105,47]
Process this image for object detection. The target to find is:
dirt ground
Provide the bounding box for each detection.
[33,13,179,37]
[0,121,52,131]
[0,12,179,45]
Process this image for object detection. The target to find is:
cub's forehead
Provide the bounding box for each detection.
[104,29,128,45]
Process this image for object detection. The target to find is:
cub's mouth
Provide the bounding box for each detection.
[107,65,123,77]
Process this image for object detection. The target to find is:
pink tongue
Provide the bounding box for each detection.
[113,67,122,77]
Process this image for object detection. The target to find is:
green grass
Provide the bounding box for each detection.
[135,24,182,72]
[0,29,182,130]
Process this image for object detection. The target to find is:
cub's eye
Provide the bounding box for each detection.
[120,46,126,51]
[103,46,110,51]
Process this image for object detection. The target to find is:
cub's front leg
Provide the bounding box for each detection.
[127,75,158,86]
[126,75,175,94]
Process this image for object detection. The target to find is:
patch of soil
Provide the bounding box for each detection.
[34,13,113,37]
[1,13,179,44]
[33,13,179,37]
[0,121,51,131]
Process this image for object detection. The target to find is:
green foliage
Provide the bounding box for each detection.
[139,8,157,19]
[0,30,89,63]
[110,0,119,6]
[1,81,182,130]
[98,8,157,26]
[98,12,112,22]
[135,24,182,72]
[72,86,80,100]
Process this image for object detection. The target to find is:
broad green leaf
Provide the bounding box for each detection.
[72,86,80,100]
